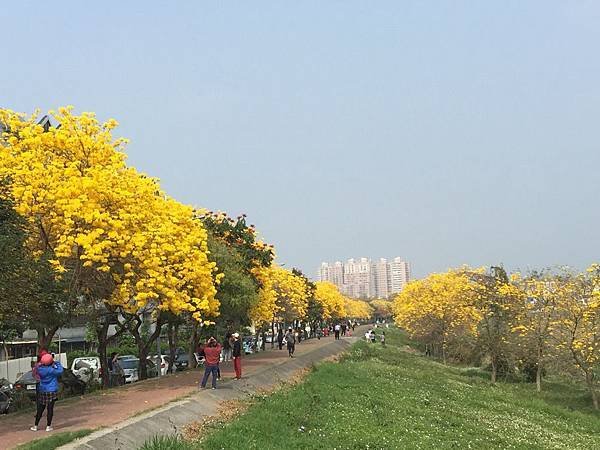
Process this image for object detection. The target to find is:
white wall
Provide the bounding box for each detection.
[0,353,67,383]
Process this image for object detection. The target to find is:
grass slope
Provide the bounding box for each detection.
[16,429,92,450]
[143,329,600,449]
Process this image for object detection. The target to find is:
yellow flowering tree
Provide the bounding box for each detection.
[250,265,309,327]
[508,271,568,391]
[393,269,482,364]
[556,266,600,410]
[469,266,522,384]
[314,282,347,321]
[0,108,220,381]
[344,298,373,320]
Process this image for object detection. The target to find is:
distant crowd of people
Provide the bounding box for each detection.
[195,321,362,388]
[365,320,389,346]
[26,320,382,432]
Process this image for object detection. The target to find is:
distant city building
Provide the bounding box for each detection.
[389,257,410,295]
[318,257,411,299]
[372,258,390,299]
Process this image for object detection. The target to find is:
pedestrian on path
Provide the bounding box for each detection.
[32,348,48,393]
[285,327,296,357]
[200,337,222,389]
[31,353,63,432]
[334,323,341,340]
[232,333,242,379]
[109,352,124,387]
[222,333,232,362]
[277,328,284,350]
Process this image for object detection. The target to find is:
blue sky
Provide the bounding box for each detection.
[2,1,599,278]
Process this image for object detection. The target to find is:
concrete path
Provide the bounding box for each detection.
[0,332,359,450]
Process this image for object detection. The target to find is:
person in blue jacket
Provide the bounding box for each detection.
[30,353,63,432]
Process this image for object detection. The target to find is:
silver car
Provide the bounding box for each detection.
[118,357,158,383]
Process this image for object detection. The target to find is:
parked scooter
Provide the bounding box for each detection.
[0,378,14,414]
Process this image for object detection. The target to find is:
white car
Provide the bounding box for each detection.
[71,357,101,383]
[148,355,170,376]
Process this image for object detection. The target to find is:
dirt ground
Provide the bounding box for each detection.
[0,335,341,449]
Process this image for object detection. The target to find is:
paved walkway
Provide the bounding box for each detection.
[0,332,360,449]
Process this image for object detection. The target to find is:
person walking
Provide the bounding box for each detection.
[31,353,63,432]
[334,323,341,340]
[380,331,386,347]
[232,333,242,380]
[277,328,284,350]
[200,337,222,389]
[109,352,124,387]
[222,333,232,362]
[285,327,296,357]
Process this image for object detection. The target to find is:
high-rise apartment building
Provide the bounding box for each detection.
[343,258,372,298]
[318,261,344,287]
[389,257,410,294]
[318,257,410,299]
[372,258,390,299]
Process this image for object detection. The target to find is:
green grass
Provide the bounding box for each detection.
[141,329,600,449]
[139,435,195,450]
[16,429,93,450]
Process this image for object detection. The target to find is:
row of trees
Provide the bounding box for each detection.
[393,266,600,410]
[0,107,373,385]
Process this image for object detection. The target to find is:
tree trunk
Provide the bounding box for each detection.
[2,340,9,361]
[270,319,275,349]
[37,325,60,351]
[137,318,162,380]
[96,321,110,388]
[254,328,260,352]
[167,323,176,373]
[491,357,497,384]
[138,344,149,380]
[536,364,542,392]
[188,321,198,369]
[585,371,598,410]
[119,314,163,380]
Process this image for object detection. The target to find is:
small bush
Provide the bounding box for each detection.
[139,435,195,450]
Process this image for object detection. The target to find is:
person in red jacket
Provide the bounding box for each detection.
[200,337,222,389]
